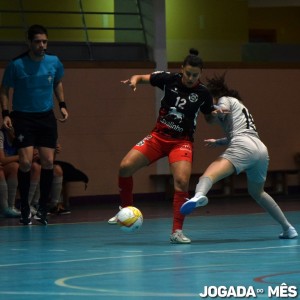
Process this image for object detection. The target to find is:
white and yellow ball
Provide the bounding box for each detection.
[117,206,143,233]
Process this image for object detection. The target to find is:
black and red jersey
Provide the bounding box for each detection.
[150,71,214,141]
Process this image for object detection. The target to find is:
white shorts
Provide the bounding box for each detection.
[220,134,269,183]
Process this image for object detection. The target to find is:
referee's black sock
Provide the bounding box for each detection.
[39,168,54,213]
[17,169,31,216]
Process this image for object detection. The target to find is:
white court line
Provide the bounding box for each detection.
[54,269,209,297]
[0,245,298,298]
[0,244,299,268]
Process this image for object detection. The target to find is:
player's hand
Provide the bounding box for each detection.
[121,79,137,91]
[212,105,230,116]
[55,144,62,154]
[204,139,218,148]
[58,108,68,122]
[2,116,13,130]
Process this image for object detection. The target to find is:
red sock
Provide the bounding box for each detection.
[118,176,133,207]
[172,191,189,233]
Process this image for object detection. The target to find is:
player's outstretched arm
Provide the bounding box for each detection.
[121,74,151,91]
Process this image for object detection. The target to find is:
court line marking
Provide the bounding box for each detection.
[0,245,298,297]
[54,266,229,297]
[0,244,299,268]
[54,264,300,297]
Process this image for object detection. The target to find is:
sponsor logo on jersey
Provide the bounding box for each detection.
[189,93,198,103]
[136,135,152,146]
[160,119,183,132]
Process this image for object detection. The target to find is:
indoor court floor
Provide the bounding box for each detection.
[0,196,299,300]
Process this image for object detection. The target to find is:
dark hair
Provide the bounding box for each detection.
[27,24,48,41]
[206,73,242,100]
[182,48,204,69]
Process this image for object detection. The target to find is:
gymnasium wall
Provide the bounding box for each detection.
[248,7,300,44]
[0,0,115,42]
[1,64,299,198]
[2,1,300,62]
[165,0,300,62]
[166,0,249,62]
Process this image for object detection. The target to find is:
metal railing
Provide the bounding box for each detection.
[0,0,150,61]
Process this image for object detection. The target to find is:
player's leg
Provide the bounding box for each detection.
[108,149,150,224]
[61,182,71,214]
[169,159,192,244]
[4,162,20,217]
[180,157,235,215]
[0,167,8,216]
[28,161,41,215]
[247,180,298,239]
[48,164,63,213]
[119,148,150,206]
[109,134,159,225]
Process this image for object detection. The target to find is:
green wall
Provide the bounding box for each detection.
[166,0,248,62]
[1,0,300,62]
[0,0,115,42]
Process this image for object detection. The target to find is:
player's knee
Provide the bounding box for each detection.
[119,160,133,177]
[174,177,189,192]
[54,165,63,177]
[248,187,263,202]
[19,161,32,172]
[40,158,54,169]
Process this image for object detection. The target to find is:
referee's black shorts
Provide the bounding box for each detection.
[11,110,58,149]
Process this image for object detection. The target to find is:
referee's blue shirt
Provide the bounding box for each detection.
[2,53,64,113]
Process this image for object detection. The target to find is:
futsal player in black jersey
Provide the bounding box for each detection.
[108,49,224,244]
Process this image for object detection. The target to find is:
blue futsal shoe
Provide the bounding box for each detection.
[180,195,208,215]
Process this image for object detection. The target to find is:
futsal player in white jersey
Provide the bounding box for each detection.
[180,73,298,239]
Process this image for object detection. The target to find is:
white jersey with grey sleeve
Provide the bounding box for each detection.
[216,96,269,183]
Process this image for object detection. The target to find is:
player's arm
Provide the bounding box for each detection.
[54,80,68,122]
[0,132,18,165]
[0,85,13,129]
[121,74,151,91]
[0,150,19,165]
[204,114,218,124]
[204,138,229,148]
[205,102,229,124]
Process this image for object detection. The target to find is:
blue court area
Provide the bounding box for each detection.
[0,209,299,300]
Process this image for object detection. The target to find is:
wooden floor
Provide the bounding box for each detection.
[0,195,299,299]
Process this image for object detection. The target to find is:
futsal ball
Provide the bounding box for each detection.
[117,206,143,233]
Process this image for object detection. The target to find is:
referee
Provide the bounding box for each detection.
[0,24,69,225]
